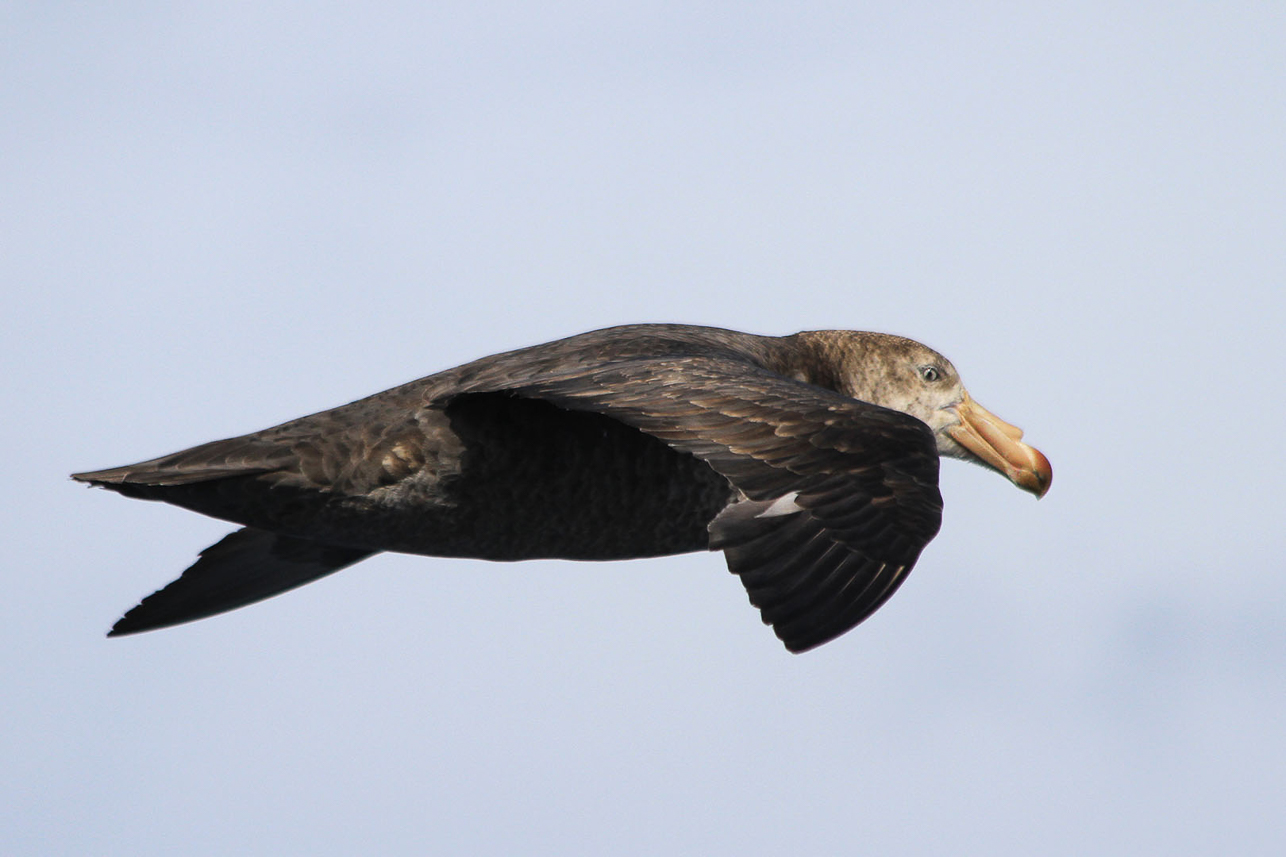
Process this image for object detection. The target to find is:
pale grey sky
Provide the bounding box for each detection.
[5,3,1284,855]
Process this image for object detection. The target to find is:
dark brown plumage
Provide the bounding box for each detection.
[73,323,1051,652]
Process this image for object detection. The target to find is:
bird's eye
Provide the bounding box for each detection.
[919,365,941,383]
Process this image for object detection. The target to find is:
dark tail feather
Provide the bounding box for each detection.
[72,435,295,488]
[108,527,375,636]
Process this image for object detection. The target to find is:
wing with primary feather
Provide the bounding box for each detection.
[478,356,944,652]
[107,528,373,636]
[74,328,945,651]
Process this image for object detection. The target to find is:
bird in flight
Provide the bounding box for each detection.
[74,324,1051,652]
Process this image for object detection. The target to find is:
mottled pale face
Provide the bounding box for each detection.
[835,335,965,442]
[833,332,1052,497]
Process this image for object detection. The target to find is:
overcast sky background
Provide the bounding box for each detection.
[4,3,1284,855]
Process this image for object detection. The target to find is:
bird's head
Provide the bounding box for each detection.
[801,331,1052,498]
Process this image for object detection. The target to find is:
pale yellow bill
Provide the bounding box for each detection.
[947,392,1052,498]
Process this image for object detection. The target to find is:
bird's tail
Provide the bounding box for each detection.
[72,434,295,489]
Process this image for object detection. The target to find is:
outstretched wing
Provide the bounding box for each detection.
[108,528,374,636]
[487,356,944,652]
[74,325,944,651]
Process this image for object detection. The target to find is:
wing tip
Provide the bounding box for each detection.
[105,586,207,637]
[106,606,170,637]
[778,631,827,654]
[100,528,375,639]
[105,620,138,638]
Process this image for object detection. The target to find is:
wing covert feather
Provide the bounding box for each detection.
[476,356,944,651]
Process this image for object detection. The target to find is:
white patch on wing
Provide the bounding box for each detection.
[756,491,804,518]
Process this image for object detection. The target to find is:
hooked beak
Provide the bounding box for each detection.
[947,392,1052,498]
